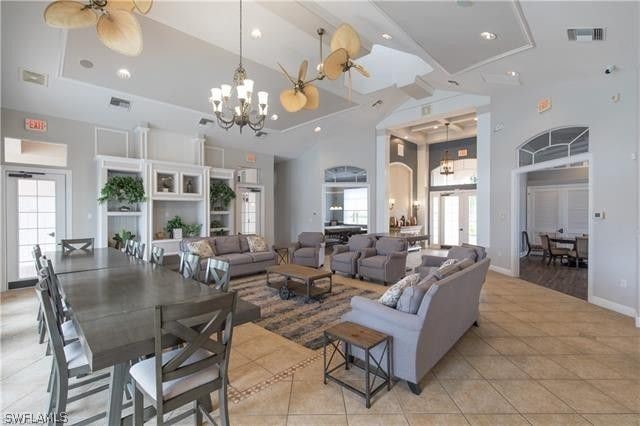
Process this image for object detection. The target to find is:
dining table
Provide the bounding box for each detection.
[53,249,261,425]
[45,247,143,274]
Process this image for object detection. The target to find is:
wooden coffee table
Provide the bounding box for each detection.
[266,264,332,302]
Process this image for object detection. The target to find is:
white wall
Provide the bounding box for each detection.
[489,71,638,315]
[389,163,412,220]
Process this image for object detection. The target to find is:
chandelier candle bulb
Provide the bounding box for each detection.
[244,79,254,94]
[210,88,222,102]
[237,85,247,101]
[258,91,268,105]
[221,84,232,99]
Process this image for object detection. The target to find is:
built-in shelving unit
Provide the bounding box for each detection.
[209,168,235,236]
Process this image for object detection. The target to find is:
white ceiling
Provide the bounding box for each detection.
[2,1,637,159]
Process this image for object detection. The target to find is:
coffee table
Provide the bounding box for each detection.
[266,264,332,302]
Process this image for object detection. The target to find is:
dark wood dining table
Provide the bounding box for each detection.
[45,247,143,274]
[54,249,260,425]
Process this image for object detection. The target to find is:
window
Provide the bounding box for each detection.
[324,166,367,183]
[518,127,589,167]
[343,187,368,225]
[431,158,477,188]
[4,138,67,167]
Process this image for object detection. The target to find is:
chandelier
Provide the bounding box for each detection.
[440,123,455,175]
[209,0,268,133]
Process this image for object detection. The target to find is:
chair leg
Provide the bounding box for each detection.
[219,381,230,426]
[48,369,58,416]
[133,385,144,426]
[408,382,422,395]
[54,372,68,424]
[47,361,55,393]
[194,400,203,426]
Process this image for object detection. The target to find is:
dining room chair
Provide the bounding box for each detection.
[203,258,231,291]
[32,245,47,344]
[568,236,588,269]
[35,281,110,424]
[133,241,146,260]
[178,252,201,280]
[149,246,165,266]
[539,234,569,265]
[61,238,94,256]
[521,231,544,257]
[123,239,136,256]
[129,291,237,426]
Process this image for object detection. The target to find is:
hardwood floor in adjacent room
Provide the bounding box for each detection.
[519,255,588,300]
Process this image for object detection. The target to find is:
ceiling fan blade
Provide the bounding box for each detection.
[330,23,361,58]
[44,0,97,28]
[301,84,319,110]
[298,60,308,82]
[132,0,153,14]
[277,62,296,86]
[352,63,370,78]
[96,10,143,56]
[280,89,307,113]
[107,0,135,12]
[322,48,348,80]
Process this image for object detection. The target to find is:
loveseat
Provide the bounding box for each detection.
[416,243,487,277]
[180,235,275,278]
[342,257,490,394]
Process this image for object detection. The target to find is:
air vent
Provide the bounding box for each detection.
[21,69,48,86]
[567,28,605,42]
[198,118,215,126]
[109,97,131,110]
[255,131,268,138]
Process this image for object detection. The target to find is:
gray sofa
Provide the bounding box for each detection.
[416,243,487,276]
[343,257,491,394]
[357,237,408,285]
[180,235,275,278]
[330,235,375,278]
[290,232,326,268]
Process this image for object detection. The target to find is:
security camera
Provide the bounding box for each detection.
[604,65,616,75]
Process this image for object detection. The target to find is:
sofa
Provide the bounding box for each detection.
[290,232,325,268]
[342,257,491,394]
[416,243,487,277]
[330,235,375,278]
[357,237,408,285]
[180,235,275,278]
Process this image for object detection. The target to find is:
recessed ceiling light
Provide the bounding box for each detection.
[480,31,497,40]
[251,28,262,39]
[474,117,478,121]
[506,70,519,77]
[116,68,131,79]
[79,59,93,69]
[433,125,439,129]
[314,126,322,133]
[270,113,279,121]
[381,33,393,40]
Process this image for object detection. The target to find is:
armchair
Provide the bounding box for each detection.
[416,243,486,277]
[290,232,326,268]
[330,235,375,278]
[357,237,408,285]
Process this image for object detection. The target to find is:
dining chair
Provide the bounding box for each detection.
[133,241,146,260]
[178,252,200,280]
[32,245,47,344]
[61,238,94,256]
[540,234,569,265]
[521,231,544,257]
[568,236,588,269]
[149,246,165,266]
[124,239,136,256]
[203,258,231,291]
[130,291,237,426]
[36,282,110,424]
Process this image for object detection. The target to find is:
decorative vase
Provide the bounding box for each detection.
[172,228,183,240]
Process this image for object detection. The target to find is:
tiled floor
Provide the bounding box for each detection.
[2,259,639,425]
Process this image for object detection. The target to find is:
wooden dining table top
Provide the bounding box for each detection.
[45,247,143,274]
[57,261,260,371]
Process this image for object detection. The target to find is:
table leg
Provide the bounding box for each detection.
[386,338,392,391]
[323,333,327,385]
[344,341,350,370]
[107,362,128,426]
[364,349,371,409]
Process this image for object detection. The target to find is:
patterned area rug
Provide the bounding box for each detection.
[232,274,380,350]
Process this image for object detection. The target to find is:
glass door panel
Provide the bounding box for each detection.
[467,195,477,245]
[442,196,460,246]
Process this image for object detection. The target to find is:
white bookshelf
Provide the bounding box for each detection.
[209,168,235,236]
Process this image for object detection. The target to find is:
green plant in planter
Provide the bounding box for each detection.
[165,216,201,238]
[112,229,135,250]
[98,175,146,208]
[183,223,202,237]
[165,216,186,234]
[210,181,236,209]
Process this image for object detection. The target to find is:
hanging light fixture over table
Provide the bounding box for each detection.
[440,123,455,176]
[209,0,268,133]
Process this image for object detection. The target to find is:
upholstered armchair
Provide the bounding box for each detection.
[290,232,326,268]
[357,237,408,285]
[416,243,486,277]
[330,235,375,278]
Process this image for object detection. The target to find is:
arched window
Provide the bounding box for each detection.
[324,166,367,183]
[518,126,589,167]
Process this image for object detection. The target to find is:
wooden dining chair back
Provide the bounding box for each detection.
[133,241,146,260]
[204,258,231,291]
[32,245,47,343]
[61,238,94,256]
[576,236,588,257]
[521,231,543,257]
[39,258,67,329]
[130,291,237,425]
[150,246,165,266]
[178,252,201,280]
[539,234,569,265]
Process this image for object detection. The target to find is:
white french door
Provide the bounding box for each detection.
[431,191,477,247]
[5,170,67,285]
[237,186,263,236]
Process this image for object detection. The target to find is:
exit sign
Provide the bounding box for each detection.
[25,118,47,132]
[537,98,552,113]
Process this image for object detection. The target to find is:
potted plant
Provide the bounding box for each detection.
[165,215,185,239]
[98,175,146,212]
[210,181,236,210]
[183,223,202,237]
[112,229,135,250]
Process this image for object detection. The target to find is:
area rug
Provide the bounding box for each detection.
[231,274,380,350]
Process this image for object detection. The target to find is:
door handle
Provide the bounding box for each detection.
[48,232,55,237]
[459,228,464,232]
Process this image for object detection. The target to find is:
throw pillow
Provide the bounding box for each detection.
[188,240,214,258]
[378,273,421,308]
[435,261,460,280]
[457,258,475,270]
[247,235,268,252]
[396,275,439,314]
[440,258,457,268]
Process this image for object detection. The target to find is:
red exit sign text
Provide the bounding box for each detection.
[25,118,47,132]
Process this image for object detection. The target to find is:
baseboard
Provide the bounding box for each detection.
[590,295,637,319]
[489,265,515,277]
